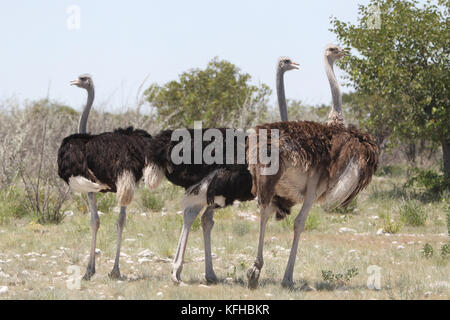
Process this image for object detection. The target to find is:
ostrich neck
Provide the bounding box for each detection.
[78,87,94,134]
[276,69,288,122]
[325,56,343,124]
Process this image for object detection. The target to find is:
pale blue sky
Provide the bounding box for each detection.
[0,0,427,112]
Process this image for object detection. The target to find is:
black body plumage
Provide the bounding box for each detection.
[57,127,153,192]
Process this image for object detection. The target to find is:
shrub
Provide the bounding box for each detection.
[405,169,450,200]
[140,189,165,212]
[379,212,403,234]
[321,267,359,287]
[305,211,321,231]
[376,165,405,177]
[0,187,29,224]
[232,221,250,237]
[281,210,321,232]
[421,243,433,258]
[96,193,117,213]
[441,243,450,258]
[399,201,427,226]
[325,198,358,215]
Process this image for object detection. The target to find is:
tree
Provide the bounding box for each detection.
[331,0,450,175]
[145,57,271,129]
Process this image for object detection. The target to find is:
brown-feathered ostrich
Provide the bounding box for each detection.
[57,74,153,280]
[144,57,298,284]
[246,45,379,289]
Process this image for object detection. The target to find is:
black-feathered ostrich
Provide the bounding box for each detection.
[246,45,379,289]
[57,74,153,280]
[144,57,299,284]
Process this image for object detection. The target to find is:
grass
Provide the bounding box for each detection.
[0,175,448,300]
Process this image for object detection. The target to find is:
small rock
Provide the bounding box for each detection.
[0,271,10,278]
[424,291,432,297]
[176,211,183,215]
[138,249,154,257]
[95,248,102,255]
[137,233,144,237]
[97,211,105,216]
[0,286,8,294]
[125,238,136,242]
[140,213,147,217]
[339,227,357,234]
[265,293,273,297]
[64,211,74,217]
[138,258,152,264]
[198,284,210,289]
[376,229,384,235]
[225,277,233,284]
[156,291,163,297]
[397,245,405,250]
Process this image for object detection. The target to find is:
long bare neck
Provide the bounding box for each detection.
[78,87,94,134]
[325,56,344,125]
[276,68,288,122]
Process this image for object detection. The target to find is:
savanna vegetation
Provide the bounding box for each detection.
[0,0,448,300]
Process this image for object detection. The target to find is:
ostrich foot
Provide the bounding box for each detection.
[171,267,183,285]
[204,272,218,285]
[82,265,95,281]
[108,268,122,280]
[247,265,261,290]
[281,278,294,289]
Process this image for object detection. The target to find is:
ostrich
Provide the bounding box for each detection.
[57,74,153,280]
[277,57,299,121]
[144,57,299,284]
[246,45,379,289]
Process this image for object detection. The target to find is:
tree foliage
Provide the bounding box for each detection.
[145,57,271,128]
[331,0,449,173]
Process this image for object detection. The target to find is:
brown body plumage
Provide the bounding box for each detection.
[249,121,378,210]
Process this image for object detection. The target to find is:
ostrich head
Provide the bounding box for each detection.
[70,74,94,90]
[277,57,299,73]
[324,44,349,62]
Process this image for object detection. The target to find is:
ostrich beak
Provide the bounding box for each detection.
[70,79,80,86]
[290,62,300,70]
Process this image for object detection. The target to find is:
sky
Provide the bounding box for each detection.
[0,0,427,112]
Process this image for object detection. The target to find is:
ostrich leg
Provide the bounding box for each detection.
[247,205,273,289]
[109,206,127,279]
[281,188,316,288]
[171,205,204,284]
[83,192,100,280]
[201,206,218,284]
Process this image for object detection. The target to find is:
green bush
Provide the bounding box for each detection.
[399,201,427,226]
[281,210,321,232]
[405,169,450,200]
[441,243,450,258]
[379,212,403,234]
[321,267,359,287]
[232,221,250,237]
[140,189,165,212]
[325,198,358,215]
[97,193,117,213]
[376,165,405,177]
[422,243,433,258]
[0,187,29,224]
